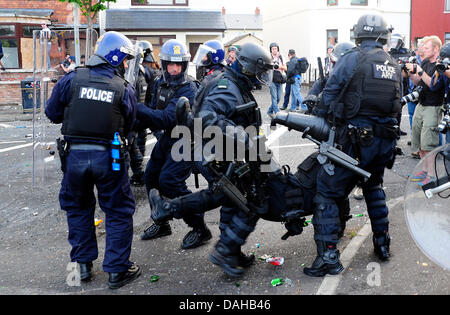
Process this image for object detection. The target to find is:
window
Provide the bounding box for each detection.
[446,0,450,11]
[131,0,188,5]
[0,23,43,69]
[350,28,355,43]
[327,29,338,48]
[327,0,338,6]
[446,33,450,44]
[130,35,176,63]
[0,25,19,68]
[351,0,368,5]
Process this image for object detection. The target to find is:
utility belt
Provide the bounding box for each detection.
[56,138,128,172]
[346,123,400,169]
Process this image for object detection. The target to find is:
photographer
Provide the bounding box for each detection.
[430,43,450,144]
[406,36,446,185]
[268,43,287,118]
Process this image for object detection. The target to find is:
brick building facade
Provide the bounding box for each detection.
[411,0,450,47]
[0,0,95,107]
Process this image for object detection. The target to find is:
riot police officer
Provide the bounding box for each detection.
[139,40,162,156]
[138,39,211,250]
[150,42,279,277]
[127,43,147,187]
[45,31,141,289]
[304,14,403,277]
[193,39,226,82]
[127,41,160,186]
[305,42,356,111]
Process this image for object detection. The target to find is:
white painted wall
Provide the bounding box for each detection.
[109,0,261,13]
[263,0,411,73]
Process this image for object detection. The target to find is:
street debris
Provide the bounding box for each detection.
[271,278,284,287]
[150,275,160,283]
[266,257,284,266]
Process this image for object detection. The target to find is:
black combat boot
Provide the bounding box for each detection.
[238,251,255,268]
[303,242,344,277]
[209,242,244,277]
[373,231,391,261]
[140,222,172,240]
[108,263,141,290]
[181,225,212,250]
[130,172,145,187]
[149,189,178,224]
[79,262,93,282]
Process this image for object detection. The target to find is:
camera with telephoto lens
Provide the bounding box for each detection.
[273,61,280,70]
[401,86,423,105]
[399,56,417,73]
[436,58,450,74]
[438,103,450,134]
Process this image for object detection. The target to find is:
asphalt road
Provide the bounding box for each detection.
[0,85,448,297]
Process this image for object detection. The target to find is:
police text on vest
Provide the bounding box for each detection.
[79,87,115,103]
[373,64,397,81]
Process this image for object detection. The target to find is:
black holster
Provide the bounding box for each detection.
[56,138,69,172]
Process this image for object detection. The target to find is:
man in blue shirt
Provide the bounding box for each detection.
[45,31,141,290]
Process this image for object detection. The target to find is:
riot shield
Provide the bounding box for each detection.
[31,29,59,196]
[124,41,142,88]
[30,29,98,205]
[404,144,450,270]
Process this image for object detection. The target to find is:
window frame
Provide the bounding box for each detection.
[131,0,189,6]
[350,0,368,6]
[0,23,46,69]
[0,23,21,69]
[327,0,338,6]
[327,29,339,49]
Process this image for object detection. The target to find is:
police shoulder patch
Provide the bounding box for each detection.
[218,79,229,89]
[373,63,398,82]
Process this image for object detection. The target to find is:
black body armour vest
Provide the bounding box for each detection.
[193,71,259,129]
[344,48,402,119]
[136,69,147,104]
[61,67,126,141]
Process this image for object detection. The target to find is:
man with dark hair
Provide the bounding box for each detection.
[285,49,304,112]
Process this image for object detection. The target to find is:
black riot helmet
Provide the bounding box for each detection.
[440,43,450,60]
[138,40,156,63]
[353,13,393,45]
[388,33,406,51]
[235,42,274,86]
[330,41,356,63]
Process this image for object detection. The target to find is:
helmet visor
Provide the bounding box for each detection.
[124,41,141,86]
[120,45,137,60]
[192,44,216,66]
[255,67,273,86]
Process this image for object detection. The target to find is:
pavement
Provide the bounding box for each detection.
[0,85,449,298]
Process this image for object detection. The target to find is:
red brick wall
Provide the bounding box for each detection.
[0,0,95,26]
[0,82,22,105]
[0,71,57,106]
[411,0,450,45]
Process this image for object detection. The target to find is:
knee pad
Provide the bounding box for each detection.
[312,195,340,244]
[363,185,389,231]
[219,206,236,233]
[221,213,258,247]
